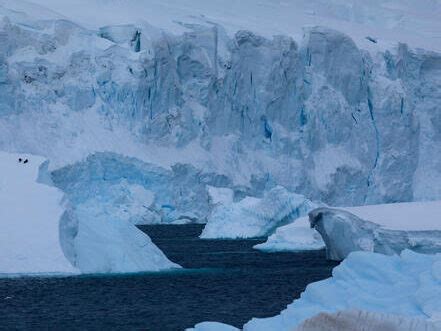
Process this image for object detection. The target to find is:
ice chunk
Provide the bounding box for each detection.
[201,186,318,239]
[295,310,438,331]
[187,322,240,331]
[254,216,324,252]
[243,250,441,330]
[309,204,441,261]
[0,152,78,276]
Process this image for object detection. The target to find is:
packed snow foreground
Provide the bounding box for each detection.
[0,152,179,276]
[190,250,441,331]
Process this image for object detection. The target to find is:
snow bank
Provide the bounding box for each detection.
[0,152,77,276]
[254,216,324,252]
[243,250,441,330]
[310,202,441,261]
[201,186,317,239]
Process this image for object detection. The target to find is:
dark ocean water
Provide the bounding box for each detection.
[0,224,338,331]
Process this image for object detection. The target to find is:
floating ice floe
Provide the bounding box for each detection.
[310,201,441,261]
[201,186,318,239]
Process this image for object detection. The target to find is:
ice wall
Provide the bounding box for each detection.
[0,7,440,206]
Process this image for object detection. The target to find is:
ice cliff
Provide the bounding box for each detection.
[310,202,441,261]
[1,2,441,207]
[0,152,179,276]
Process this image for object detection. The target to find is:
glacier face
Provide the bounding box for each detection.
[309,207,441,261]
[0,6,441,206]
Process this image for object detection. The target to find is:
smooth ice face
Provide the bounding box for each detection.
[309,204,441,261]
[0,6,440,207]
[243,250,441,331]
[0,152,77,276]
[254,216,325,252]
[201,186,318,239]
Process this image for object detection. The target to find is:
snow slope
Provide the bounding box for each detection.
[3,0,441,52]
[244,250,441,330]
[0,152,77,275]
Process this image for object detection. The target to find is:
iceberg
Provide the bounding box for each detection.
[201,186,317,239]
[243,250,441,330]
[0,152,77,276]
[254,216,325,252]
[0,151,179,276]
[309,202,441,261]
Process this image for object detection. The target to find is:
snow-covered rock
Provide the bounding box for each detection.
[0,152,77,276]
[201,186,317,239]
[254,216,324,252]
[309,202,441,261]
[295,310,439,331]
[243,250,441,331]
[0,3,440,207]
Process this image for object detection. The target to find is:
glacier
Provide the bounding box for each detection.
[0,152,179,276]
[310,202,441,261]
[201,186,318,239]
[0,1,440,208]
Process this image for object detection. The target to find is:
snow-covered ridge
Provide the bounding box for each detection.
[1,4,441,206]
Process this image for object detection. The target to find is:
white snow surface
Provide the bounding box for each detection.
[244,250,441,330]
[0,152,77,276]
[2,0,441,52]
[254,216,325,252]
[201,186,317,239]
[340,200,441,231]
